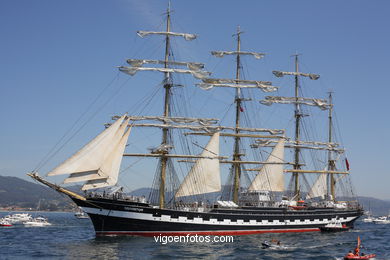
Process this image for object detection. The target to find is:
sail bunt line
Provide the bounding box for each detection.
[272,70,320,80]
[112,115,219,126]
[107,115,284,135]
[211,51,265,59]
[198,78,278,92]
[137,30,197,41]
[251,139,344,153]
[260,96,330,110]
[118,66,211,79]
[175,132,221,197]
[113,123,284,135]
[248,138,285,192]
[126,59,204,70]
[47,115,131,190]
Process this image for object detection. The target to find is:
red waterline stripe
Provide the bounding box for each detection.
[96,228,320,237]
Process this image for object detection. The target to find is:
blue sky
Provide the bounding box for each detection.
[1,0,389,199]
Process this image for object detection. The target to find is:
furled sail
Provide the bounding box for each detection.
[126,59,205,70]
[197,78,278,92]
[175,132,220,197]
[211,51,265,59]
[272,70,320,80]
[248,138,285,192]
[137,31,197,41]
[306,172,328,199]
[47,115,131,190]
[118,66,211,79]
[260,96,330,110]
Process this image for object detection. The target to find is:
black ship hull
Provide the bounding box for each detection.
[72,197,363,236]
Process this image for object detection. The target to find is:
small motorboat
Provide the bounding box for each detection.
[261,239,282,249]
[74,207,89,219]
[362,216,374,223]
[344,236,376,260]
[2,213,32,224]
[373,216,390,224]
[23,216,52,227]
[320,219,349,232]
[362,212,374,223]
[0,219,13,227]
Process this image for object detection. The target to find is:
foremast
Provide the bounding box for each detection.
[118,4,214,208]
[160,4,172,209]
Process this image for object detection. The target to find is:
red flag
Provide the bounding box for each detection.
[239,106,244,112]
[345,158,350,171]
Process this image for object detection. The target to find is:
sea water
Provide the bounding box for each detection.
[0,212,389,260]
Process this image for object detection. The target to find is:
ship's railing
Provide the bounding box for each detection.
[86,191,148,204]
[173,201,214,212]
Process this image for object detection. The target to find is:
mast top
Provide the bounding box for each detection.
[233,26,243,37]
[290,52,301,58]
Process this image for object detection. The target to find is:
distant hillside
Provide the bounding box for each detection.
[357,196,390,216]
[0,175,76,211]
[1,175,389,215]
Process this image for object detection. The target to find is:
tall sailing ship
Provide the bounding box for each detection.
[29,6,362,236]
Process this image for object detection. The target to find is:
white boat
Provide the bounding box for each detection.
[320,218,349,232]
[74,208,89,219]
[23,216,52,227]
[373,216,390,224]
[362,216,374,223]
[2,213,32,224]
[0,218,13,227]
[362,211,374,223]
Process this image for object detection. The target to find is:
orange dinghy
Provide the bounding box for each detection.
[344,237,376,260]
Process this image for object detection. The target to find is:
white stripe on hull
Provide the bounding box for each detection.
[82,207,358,227]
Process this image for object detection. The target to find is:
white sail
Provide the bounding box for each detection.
[175,132,220,197]
[82,126,131,190]
[306,172,328,199]
[248,138,285,192]
[62,117,130,185]
[48,115,127,177]
[62,170,107,184]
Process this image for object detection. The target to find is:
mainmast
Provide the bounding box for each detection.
[327,92,336,201]
[265,55,321,201]
[159,4,172,209]
[293,54,302,201]
[233,27,243,204]
[198,27,281,204]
